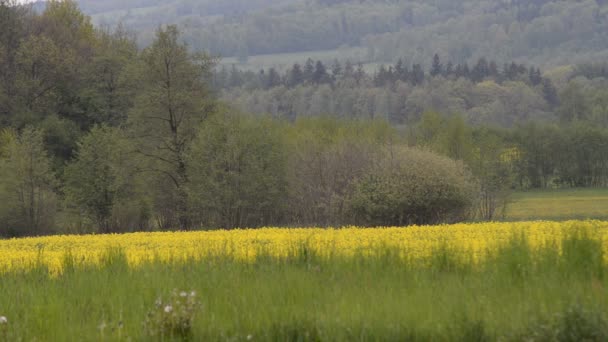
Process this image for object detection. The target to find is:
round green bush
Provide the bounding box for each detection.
[349,148,477,226]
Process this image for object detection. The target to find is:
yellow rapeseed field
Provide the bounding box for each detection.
[1,221,607,275]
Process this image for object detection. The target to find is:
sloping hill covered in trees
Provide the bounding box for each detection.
[73,0,608,68]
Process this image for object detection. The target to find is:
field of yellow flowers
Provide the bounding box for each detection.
[1,220,607,275]
[1,220,608,340]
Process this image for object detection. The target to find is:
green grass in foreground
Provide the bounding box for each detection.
[506,188,608,221]
[0,235,607,341]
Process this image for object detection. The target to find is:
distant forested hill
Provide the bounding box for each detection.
[70,0,608,68]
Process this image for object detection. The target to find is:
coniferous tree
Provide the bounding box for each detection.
[354,63,365,84]
[331,59,342,82]
[411,63,425,85]
[488,61,499,78]
[289,63,304,87]
[343,60,354,78]
[303,58,315,83]
[462,63,471,79]
[454,64,464,78]
[542,78,559,107]
[445,61,454,77]
[266,67,282,89]
[313,60,330,84]
[529,67,542,86]
[394,58,405,81]
[472,57,489,82]
[430,54,443,77]
[375,65,388,87]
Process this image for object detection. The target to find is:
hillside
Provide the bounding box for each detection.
[72,0,608,68]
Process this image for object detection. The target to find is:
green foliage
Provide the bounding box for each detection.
[3,0,608,234]
[128,25,216,230]
[350,147,477,226]
[285,117,394,226]
[414,111,474,161]
[558,82,591,123]
[512,122,608,188]
[186,112,288,229]
[0,127,15,158]
[82,26,138,126]
[472,127,513,220]
[0,127,57,236]
[64,126,149,233]
[221,66,553,126]
[0,0,136,166]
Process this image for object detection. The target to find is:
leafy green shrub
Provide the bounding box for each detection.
[63,126,150,234]
[0,127,58,237]
[349,147,477,226]
[186,112,288,229]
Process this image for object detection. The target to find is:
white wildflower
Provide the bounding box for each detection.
[0,316,7,324]
[190,291,196,297]
[164,305,173,313]
[180,291,188,297]
[247,334,253,340]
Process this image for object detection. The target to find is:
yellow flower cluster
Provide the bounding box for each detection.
[0,221,607,275]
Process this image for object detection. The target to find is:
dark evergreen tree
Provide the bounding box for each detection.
[354,63,365,84]
[542,78,559,107]
[430,53,443,77]
[303,58,315,83]
[488,60,499,78]
[394,58,405,80]
[229,65,243,87]
[343,60,354,78]
[462,63,471,79]
[454,64,464,78]
[472,58,489,82]
[312,60,330,84]
[445,61,454,77]
[331,59,342,81]
[529,67,542,86]
[374,64,388,87]
[411,63,425,86]
[266,67,282,88]
[289,63,304,87]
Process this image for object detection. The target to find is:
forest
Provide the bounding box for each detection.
[1,0,608,237]
[73,0,608,68]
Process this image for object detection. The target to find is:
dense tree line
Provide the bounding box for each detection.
[75,0,608,68]
[413,111,608,188]
[217,54,608,129]
[215,55,547,91]
[0,1,479,236]
[1,1,608,238]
